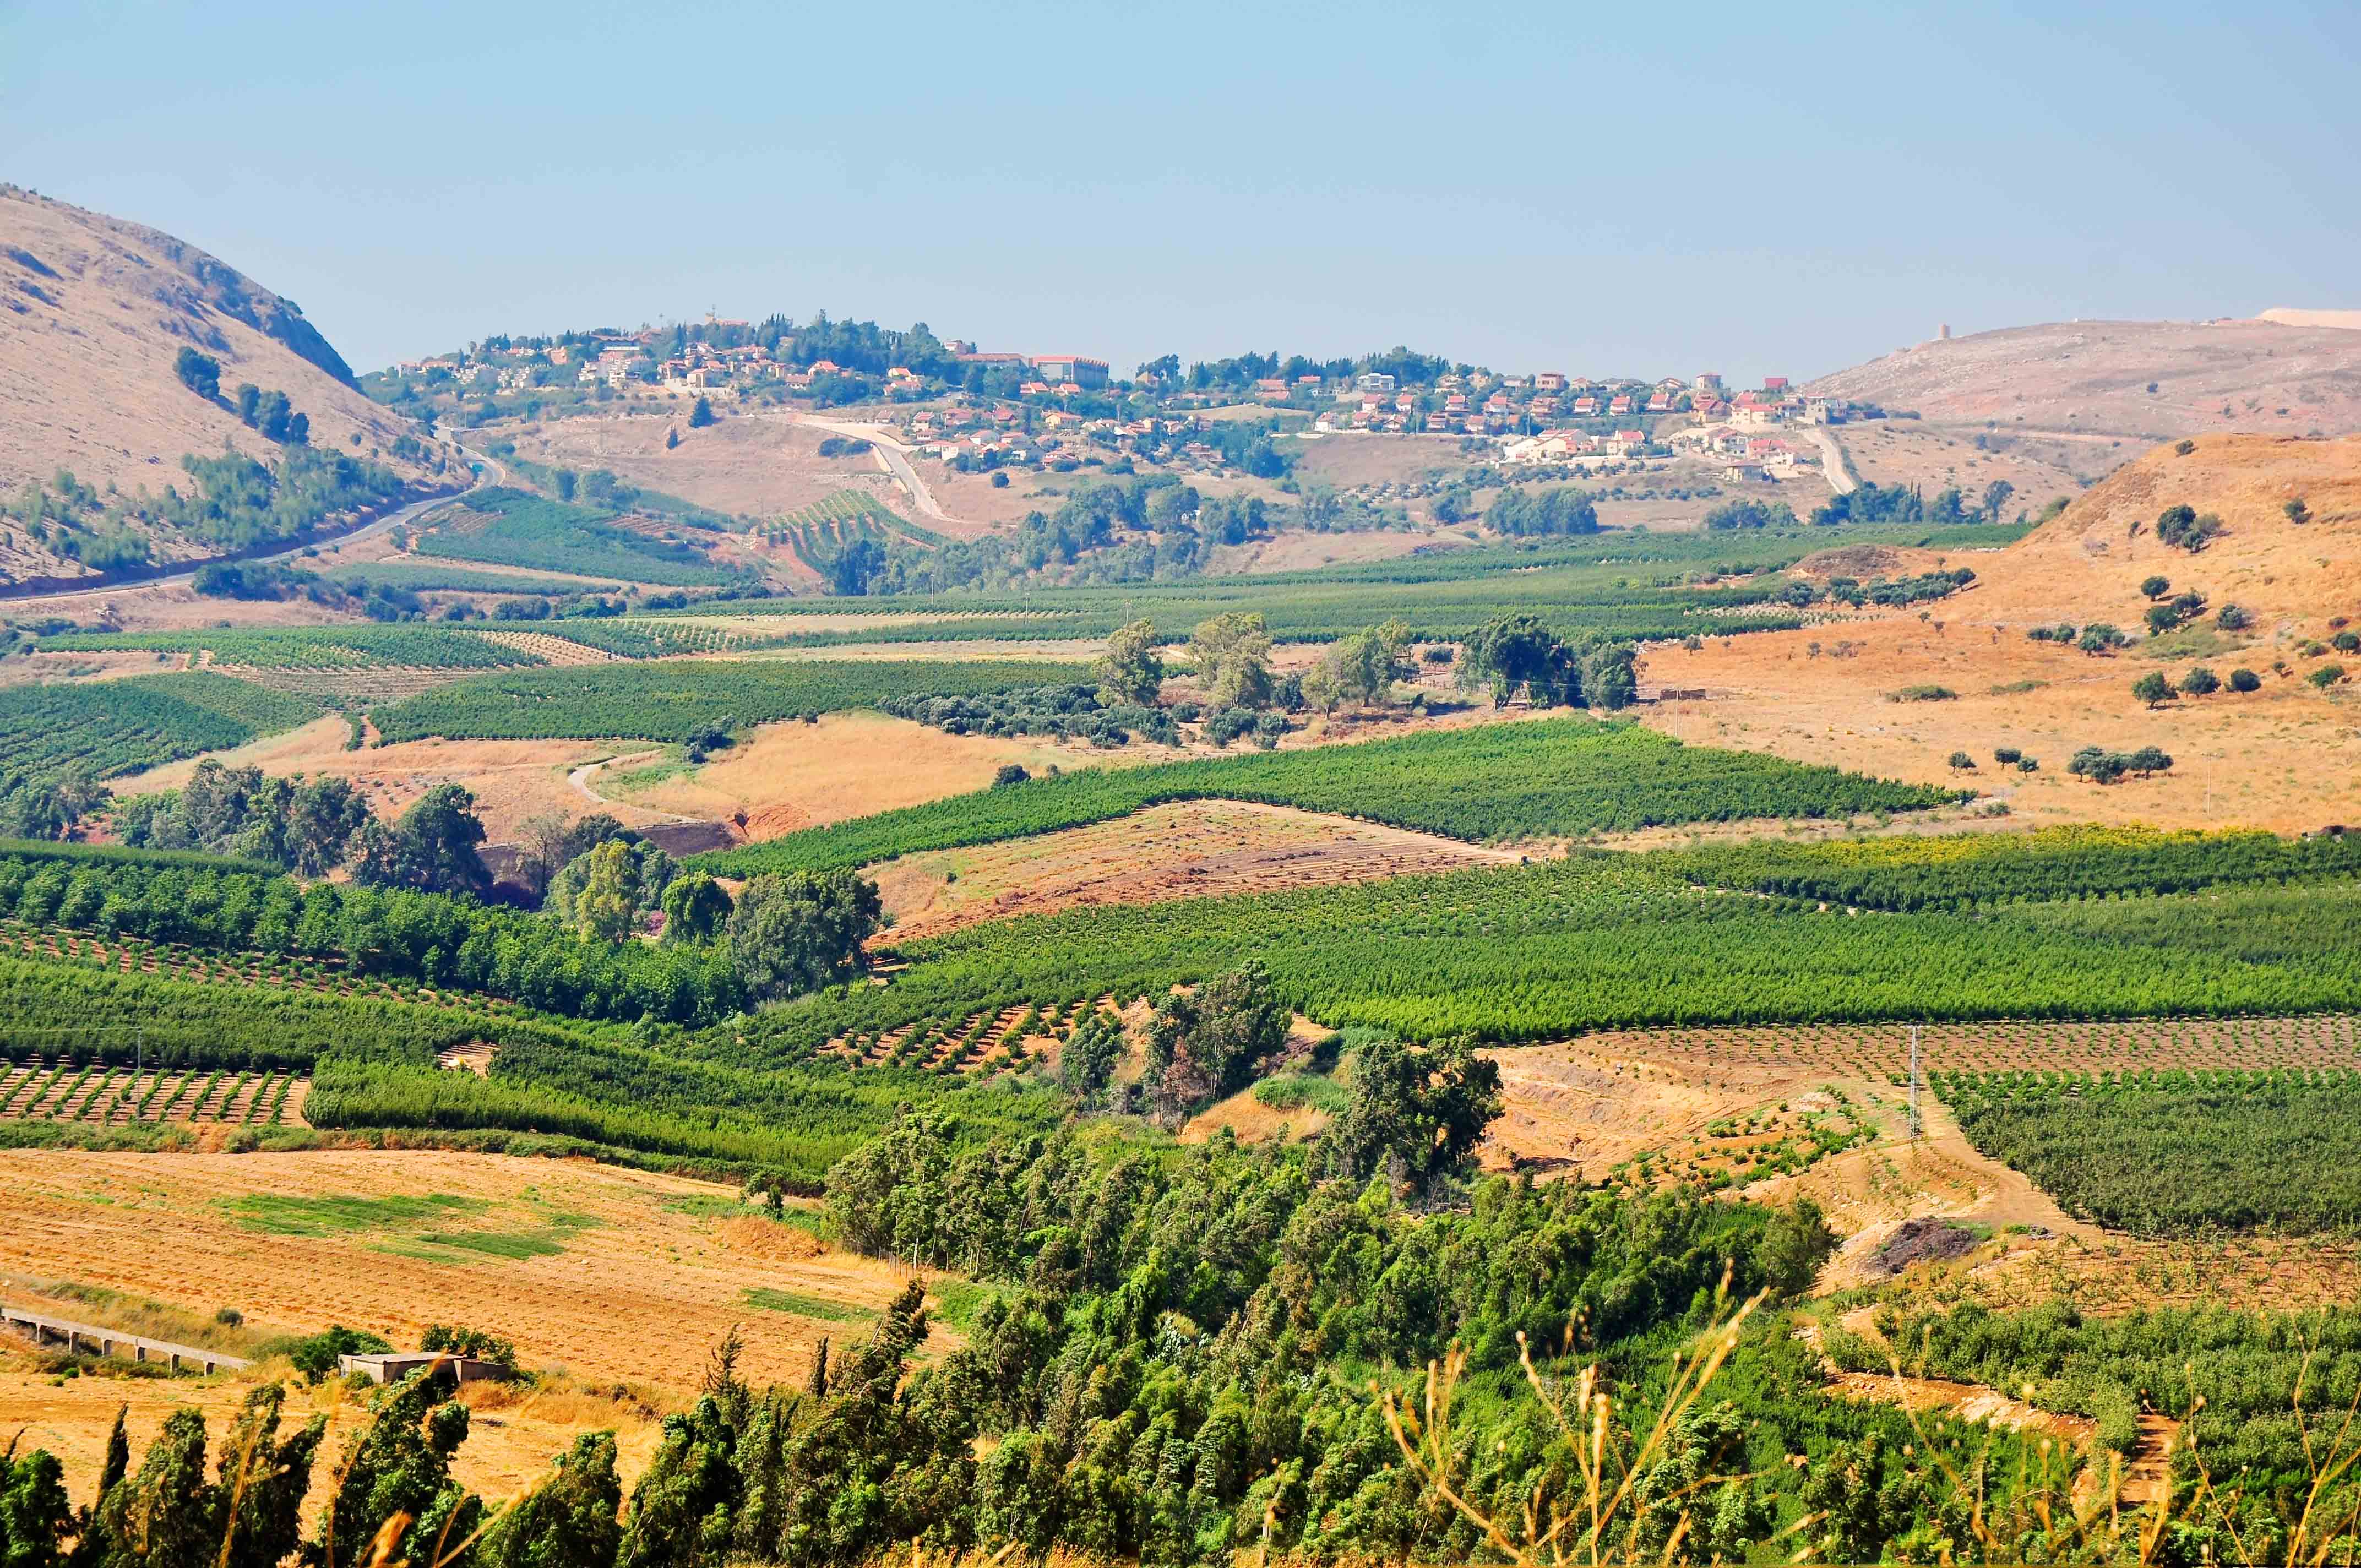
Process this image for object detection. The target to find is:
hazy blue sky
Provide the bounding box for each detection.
[7,1,2357,382]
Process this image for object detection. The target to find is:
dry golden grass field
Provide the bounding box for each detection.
[488,409,895,520]
[0,1147,944,1501]
[1642,434,2361,832]
[871,797,1521,938]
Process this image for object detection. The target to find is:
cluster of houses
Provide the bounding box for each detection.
[1307,371,1745,437]
[901,404,1243,473]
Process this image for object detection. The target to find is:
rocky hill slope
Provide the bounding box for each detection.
[0,187,439,585]
[1808,319,2361,443]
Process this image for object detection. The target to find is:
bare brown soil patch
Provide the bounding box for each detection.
[487,410,892,520]
[875,799,1520,939]
[1830,420,2104,498]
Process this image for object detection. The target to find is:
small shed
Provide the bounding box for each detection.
[338,1351,512,1385]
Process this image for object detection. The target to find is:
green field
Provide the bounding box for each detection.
[697,846,2361,1075]
[31,624,548,671]
[760,489,945,573]
[412,488,752,585]
[648,519,2028,645]
[703,719,1960,875]
[1937,1068,2361,1234]
[0,673,325,782]
[367,656,1096,743]
[1657,824,2361,911]
[320,562,625,595]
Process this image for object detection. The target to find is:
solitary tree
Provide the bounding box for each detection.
[2180,665,2222,695]
[1187,613,1274,709]
[1092,618,1165,705]
[688,396,716,428]
[1462,613,1580,707]
[2140,575,2171,601]
[2131,671,2177,708]
[2230,667,2263,693]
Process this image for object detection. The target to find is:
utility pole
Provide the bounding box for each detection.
[1908,1023,1922,1141]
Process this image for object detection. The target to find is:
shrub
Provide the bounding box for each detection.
[2131,672,2177,707]
[2180,666,2221,695]
[2017,756,2040,772]
[420,1323,518,1370]
[2140,575,2170,601]
[2286,497,2311,525]
[174,347,221,400]
[285,1324,392,1383]
[2156,504,2223,553]
[1947,751,1977,771]
[990,471,1010,488]
[1993,747,2022,765]
[2336,632,2360,654]
[2310,663,2347,690]
[2216,603,2253,632]
[992,764,1030,787]
[2077,624,2128,655]
[1892,685,1957,703]
[2174,439,2196,455]
[2229,667,2262,693]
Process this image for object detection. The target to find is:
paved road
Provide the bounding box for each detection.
[790,414,963,527]
[1811,428,1859,495]
[9,443,502,608]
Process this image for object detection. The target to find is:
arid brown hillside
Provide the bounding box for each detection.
[1641,434,2361,834]
[0,186,427,499]
[1808,319,2361,444]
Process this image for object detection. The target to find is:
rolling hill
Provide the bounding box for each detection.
[0,186,443,584]
[1640,433,2361,833]
[1808,318,2361,446]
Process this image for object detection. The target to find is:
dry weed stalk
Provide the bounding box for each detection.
[1380,1271,1768,1566]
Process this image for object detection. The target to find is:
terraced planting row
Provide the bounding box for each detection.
[0,923,523,1013]
[1581,1014,2361,1079]
[821,997,1109,1079]
[0,1058,308,1125]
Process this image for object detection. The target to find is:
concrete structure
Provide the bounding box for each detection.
[2,1303,248,1374]
[1030,355,1108,389]
[338,1351,513,1385]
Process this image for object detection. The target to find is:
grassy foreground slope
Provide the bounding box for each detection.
[703,719,1959,875]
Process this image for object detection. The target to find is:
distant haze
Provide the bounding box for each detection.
[6,2,2359,383]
